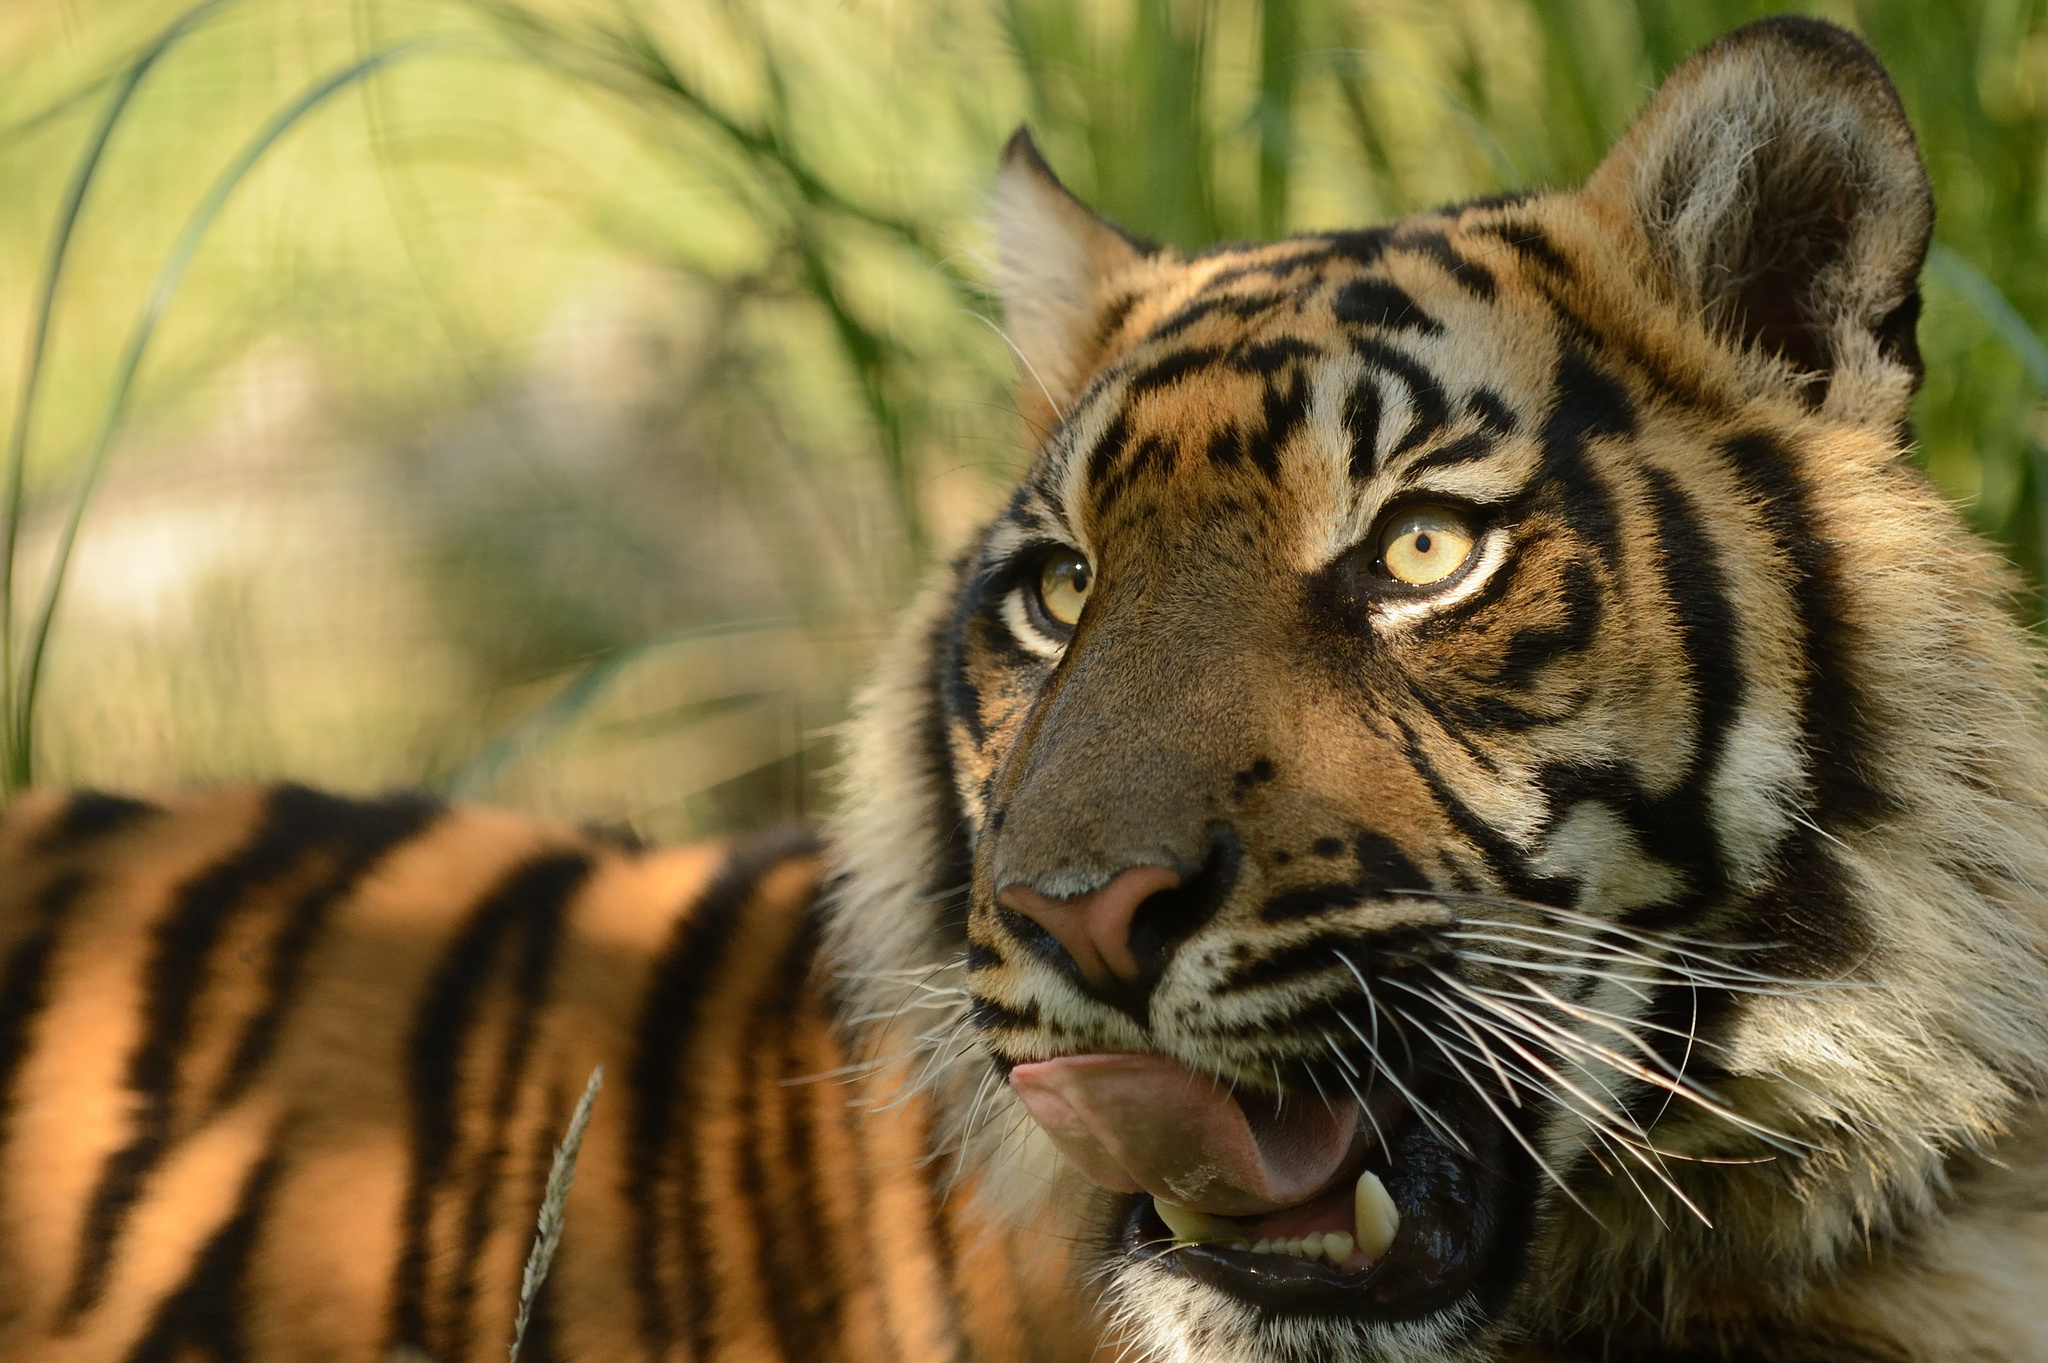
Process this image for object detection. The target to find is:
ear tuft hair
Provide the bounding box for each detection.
[992,129,1154,433]
[1585,18,1932,423]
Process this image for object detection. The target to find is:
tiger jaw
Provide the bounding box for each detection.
[1002,1046,1531,1322]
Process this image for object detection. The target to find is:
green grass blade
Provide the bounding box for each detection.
[1927,242,2048,393]
[0,0,230,795]
[440,616,799,800]
[8,37,452,788]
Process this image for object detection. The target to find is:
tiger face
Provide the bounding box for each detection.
[832,17,2048,1363]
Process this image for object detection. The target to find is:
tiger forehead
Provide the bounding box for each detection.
[1031,218,1561,543]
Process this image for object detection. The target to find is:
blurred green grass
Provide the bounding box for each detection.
[3,0,2046,838]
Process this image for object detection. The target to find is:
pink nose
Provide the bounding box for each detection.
[997,866,1183,990]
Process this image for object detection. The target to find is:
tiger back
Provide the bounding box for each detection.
[0,786,1099,1362]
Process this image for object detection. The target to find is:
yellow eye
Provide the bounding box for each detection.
[1037,549,1092,627]
[1377,507,1477,586]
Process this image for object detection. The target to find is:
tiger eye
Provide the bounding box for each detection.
[1378,507,1477,586]
[1037,549,1092,627]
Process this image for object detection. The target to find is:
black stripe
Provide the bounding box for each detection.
[1322,228,1393,268]
[625,825,820,1357]
[0,871,87,1156]
[209,792,444,1111]
[747,919,840,1361]
[1719,432,1891,825]
[1536,347,1631,565]
[34,792,159,854]
[1079,412,1133,518]
[64,785,413,1324]
[1639,466,1744,880]
[1350,336,1450,459]
[942,542,993,748]
[120,1140,285,1363]
[1403,431,1498,478]
[389,851,592,1359]
[968,996,1042,1032]
[1148,294,1288,344]
[1232,336,1321,376]
[1492,559,1602,689]
[1466,388,1517,436]
[918,586,977,953]
[1332,278,1441,335]
[1471,219,1572,278]
[446,856,579,1362]
[1126,347,1222,396]
[1250,368,1311,479]
[1344,376,1383,480]
[1392,715,1575,905]
[1394,230,1497,299]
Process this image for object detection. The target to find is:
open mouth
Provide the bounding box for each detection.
[1011,1052,1526,1318]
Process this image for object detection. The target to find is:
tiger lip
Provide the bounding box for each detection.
[1011,1051,1526,1318]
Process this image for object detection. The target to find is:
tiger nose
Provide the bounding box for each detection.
[997,866,1185,992]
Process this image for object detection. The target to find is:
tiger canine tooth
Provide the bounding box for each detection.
[1354,1171,1399,1259]
[1155,1199,1242,1245]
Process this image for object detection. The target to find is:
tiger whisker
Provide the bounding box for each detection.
[1443,921,1829,994]
[1448,942,1823,1001]
[1331,1007,1472,1155]
[1457,977,1735,1057]
[1430,969,1814,1155]
[1447,905,1858,995]
[1402,979,1661,1150]
[1318,1030,1390,1151]
[1387,1002,1602,1222]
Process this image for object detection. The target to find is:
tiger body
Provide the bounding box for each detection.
[7,15,2048,1363]
[0,787,1095,1362]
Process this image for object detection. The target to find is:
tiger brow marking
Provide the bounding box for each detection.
[391,848,589,1362]
[625,825,821,1358]
[1350,336,1449,458]
[62,785,436,1327]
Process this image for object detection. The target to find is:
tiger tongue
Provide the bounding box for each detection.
[1009,1053,1360,1217]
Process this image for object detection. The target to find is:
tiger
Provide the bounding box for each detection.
[2,13,2047,1363]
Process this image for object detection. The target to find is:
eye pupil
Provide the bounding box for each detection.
[1414,532,1432,553]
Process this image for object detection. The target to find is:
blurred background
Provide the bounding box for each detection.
[4,0,2047,840]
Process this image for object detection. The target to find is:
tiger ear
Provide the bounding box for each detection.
[993,128,1154,433]
[1583,17,1933,423]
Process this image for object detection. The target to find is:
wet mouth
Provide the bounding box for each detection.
[1012,1053,1524,1318]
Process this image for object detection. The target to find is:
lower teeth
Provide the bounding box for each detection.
[1156,1169,1401,1266]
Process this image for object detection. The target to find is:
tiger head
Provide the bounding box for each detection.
[829,17,2048,1363]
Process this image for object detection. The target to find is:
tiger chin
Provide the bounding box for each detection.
[829,16,2048,1363]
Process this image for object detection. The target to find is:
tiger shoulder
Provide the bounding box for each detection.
[8,13,2048,1363]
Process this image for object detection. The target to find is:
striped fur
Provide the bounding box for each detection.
[8,17,2048,1363]
[0,786,1100,1362]
[827,17,2048,1363]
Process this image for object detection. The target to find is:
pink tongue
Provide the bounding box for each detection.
[1010,1053,1358,1216]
